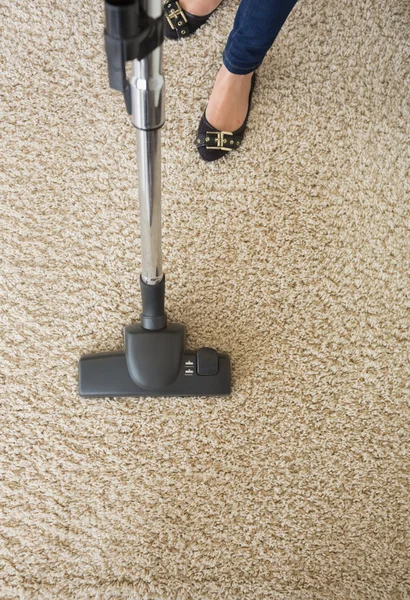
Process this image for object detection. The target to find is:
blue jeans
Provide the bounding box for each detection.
[223,0,298,75]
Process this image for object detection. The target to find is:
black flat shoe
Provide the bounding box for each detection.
[164,0,221,40]
[196,72,256,162]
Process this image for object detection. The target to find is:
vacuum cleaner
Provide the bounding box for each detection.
[78,0,231,397]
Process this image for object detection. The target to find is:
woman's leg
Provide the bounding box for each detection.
[223,0,298,76]
[206,0,298,131]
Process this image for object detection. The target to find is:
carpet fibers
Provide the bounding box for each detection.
[1,0,410,598]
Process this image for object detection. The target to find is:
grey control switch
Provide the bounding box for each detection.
[197,347,219,376]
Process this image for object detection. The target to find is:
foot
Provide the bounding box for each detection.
[179,0,222,16]
[164,0,222,39]
[205,65,254,132]
[196,70,256,161]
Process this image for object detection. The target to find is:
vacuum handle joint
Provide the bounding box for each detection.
[104,0,164,114]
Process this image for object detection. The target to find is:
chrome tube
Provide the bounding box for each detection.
[130,0,164,285]
[135,128,162,284]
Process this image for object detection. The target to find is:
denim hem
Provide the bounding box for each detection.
[223,51,262,75]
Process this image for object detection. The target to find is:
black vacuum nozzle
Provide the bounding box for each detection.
[79,275,231,397]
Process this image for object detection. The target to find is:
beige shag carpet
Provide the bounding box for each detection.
[1,0,410,598]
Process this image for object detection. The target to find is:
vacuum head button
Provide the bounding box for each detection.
[197,347,219,376]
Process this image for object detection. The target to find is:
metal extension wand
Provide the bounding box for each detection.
[78,0,231,397]
[132,0,164,285]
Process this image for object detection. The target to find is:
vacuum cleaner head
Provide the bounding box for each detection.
[79,279,231,398]
[79,328,231,397]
